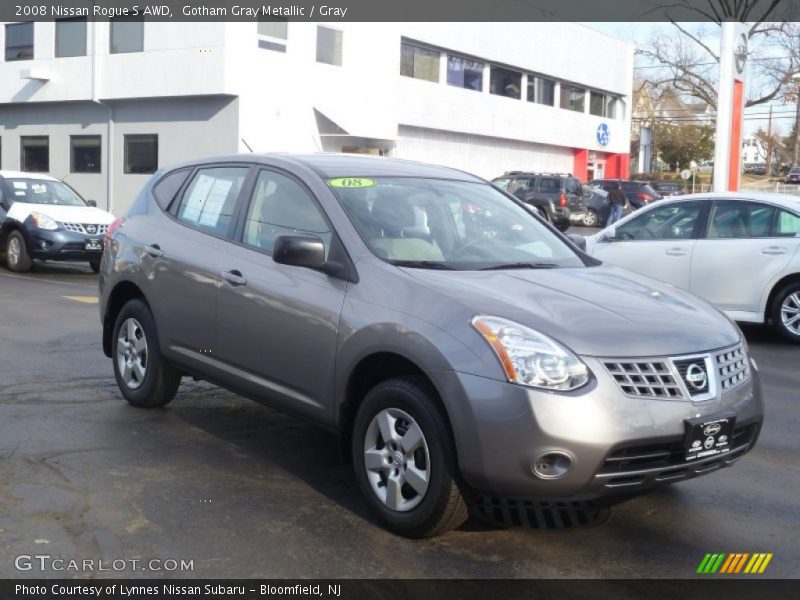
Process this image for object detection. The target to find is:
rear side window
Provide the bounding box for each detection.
[176,167,249,236]
[539,178,559,193]
[564,178,581,194]
[708,201,776,239]
[242,170,332,255]
[774,210,800,237]
[152,169,190,210]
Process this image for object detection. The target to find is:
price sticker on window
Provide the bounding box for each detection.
[328,178,376,188]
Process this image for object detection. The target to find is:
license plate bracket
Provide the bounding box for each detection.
[684,413,736,461]
[85,239,102,251]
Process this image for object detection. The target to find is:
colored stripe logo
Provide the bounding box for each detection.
[697,553,773,574]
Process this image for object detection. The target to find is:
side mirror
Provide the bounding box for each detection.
[87,199,97,207]
[273,234,326,269]
[602,227,616,242]
[565,233,587,251]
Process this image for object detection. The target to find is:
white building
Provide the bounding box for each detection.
[0,21,633,214]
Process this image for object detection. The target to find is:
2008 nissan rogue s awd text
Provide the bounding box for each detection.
[99,154,763,538]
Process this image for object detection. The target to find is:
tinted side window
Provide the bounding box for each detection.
[774,210,800,237]
[708,201,776,239]
[492,178,511,191]
[176,167,249,236]
[152,169,190,210]
[242,170,332,255]
[617,203,702,241]
[539,178,559,193]
[564,178,581,194]
[511,178,533,195]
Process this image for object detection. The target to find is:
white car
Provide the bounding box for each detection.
[0,171,115,273]
[585,191,800,342]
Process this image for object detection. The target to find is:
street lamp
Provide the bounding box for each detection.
[793,72,800,167]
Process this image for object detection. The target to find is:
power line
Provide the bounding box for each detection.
[633,55,797,70]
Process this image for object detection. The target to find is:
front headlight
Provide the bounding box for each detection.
[30,212,59,231]
[471,315,590,391]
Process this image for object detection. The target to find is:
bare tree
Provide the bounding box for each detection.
[637,0,800,110]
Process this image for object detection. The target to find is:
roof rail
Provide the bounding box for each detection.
[503,171,574,177]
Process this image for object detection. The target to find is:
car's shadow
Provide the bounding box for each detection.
[0,258,95,276]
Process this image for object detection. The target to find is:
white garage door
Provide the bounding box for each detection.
[395,125,574,181]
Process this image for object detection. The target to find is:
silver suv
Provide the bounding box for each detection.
[99,154,763,537]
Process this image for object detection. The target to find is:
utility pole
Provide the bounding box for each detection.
[766,105,773,178]
[793,73,800,167]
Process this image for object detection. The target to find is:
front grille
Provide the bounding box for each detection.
[716,346,749,391]
[605,342,749,400]
[59,242,87,254]
[62,223,108,235]
[604,361,683,399]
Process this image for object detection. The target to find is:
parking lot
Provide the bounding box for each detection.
[0,244,798,579]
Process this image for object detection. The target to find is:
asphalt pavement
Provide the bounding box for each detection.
[0,251,797,579]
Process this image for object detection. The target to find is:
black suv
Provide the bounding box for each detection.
[492,172,585,231]
[587,179,661,209]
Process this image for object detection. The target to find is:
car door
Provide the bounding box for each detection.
[591,200,709,290]
[141,164,253,369]
[690,200,800,313]
[564,177,585,213]
[215,167,347,421]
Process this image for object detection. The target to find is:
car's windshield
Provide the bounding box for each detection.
[5,178,87,206]
[330,177,585,270]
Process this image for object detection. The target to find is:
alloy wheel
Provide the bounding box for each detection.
[116,318,148,389]
[7,237,20,266]
[363,408,430,512]
[781,292,800,336]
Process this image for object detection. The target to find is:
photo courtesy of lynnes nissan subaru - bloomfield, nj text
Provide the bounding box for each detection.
[98,154,763,538]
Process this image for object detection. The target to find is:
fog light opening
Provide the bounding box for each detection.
[532,451,573,480]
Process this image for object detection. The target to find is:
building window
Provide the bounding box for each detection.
[447,55,483,92]
[110,18,144,54]
[489,66,521,99]
[124,134,158,174]
[590,91,618,118]
[70,136,101,173]
[21,136,49,172]
[5,22,34,61]
[56,17,87,57]
[400,42,439,83]
[257,18,287,52]
[527,76,555,106]
[560,85,585,112]
[316,26,342,66]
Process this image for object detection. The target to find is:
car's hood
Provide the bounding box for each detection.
[7,202,114,224]
[402,265,740,357]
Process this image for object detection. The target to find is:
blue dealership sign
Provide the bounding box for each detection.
[596,123,610,147]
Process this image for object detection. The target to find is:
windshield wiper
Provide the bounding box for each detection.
[479,262,559,271]
[390,260,457,270]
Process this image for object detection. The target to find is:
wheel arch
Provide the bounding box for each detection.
[764,272,800,323]
[103,280,150,357]
[0,220,29,252]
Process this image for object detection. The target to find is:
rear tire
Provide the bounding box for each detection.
[112,299,181,407]
[555,221,570,232]
[351,377,468,538]
[6,231,32,273]
[89,260,101,273]
[536,207,550,222]
[772,282,800,343]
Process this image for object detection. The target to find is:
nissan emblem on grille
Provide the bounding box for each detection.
[85,224,97,234]
[685,363,708,390]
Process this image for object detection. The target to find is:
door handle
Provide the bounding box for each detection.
[665,248,689,256]
[761,246,787,255]
[221,270,247,286]
[145,244,163,258]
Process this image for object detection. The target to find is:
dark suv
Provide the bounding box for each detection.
[587,179,661,209]
[492,172,585,231]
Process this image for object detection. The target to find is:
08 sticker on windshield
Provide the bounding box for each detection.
[328,178,376,188]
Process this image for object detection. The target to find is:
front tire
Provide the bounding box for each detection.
[351,377,468,538]
[6,231,32,273]
[583,209,599,227]
[112,299,181,407]
[555,221,570,232]
[772,282,800,343]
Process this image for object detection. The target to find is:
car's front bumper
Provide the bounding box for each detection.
[430,354,763,502]
[26,227,104,262]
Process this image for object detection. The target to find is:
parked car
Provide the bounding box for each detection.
[587,179,662,209]
[0,171,114,273]
[492,171,585,231]
[650,181,686,197]
[100,155,763,537]
[580,186,632,227]
[784,167,800,184]
[585,191,800,342]
[745,165,767,176]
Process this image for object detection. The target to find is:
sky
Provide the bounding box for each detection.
[582,22,795,138]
